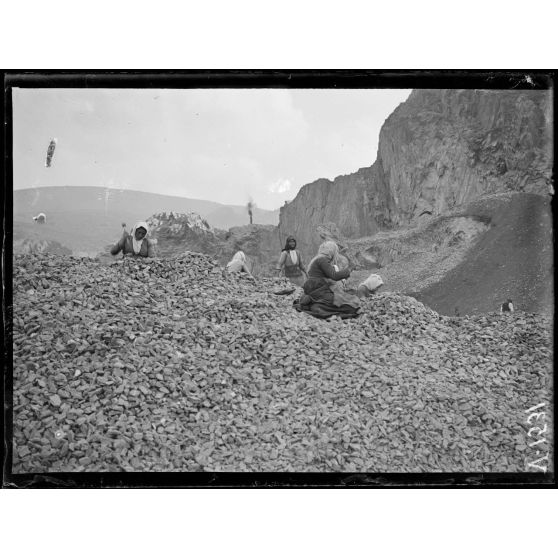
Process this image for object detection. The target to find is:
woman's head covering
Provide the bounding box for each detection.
[318,241,339,261]
[226,250,247,271]
[231,251,246,263]
[308,240,339,270]
[283,236,297,251]
[131,221,149,254]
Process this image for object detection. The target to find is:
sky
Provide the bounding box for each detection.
[13,88,411,210]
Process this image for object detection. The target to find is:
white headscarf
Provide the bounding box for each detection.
[227,250,247,271]
[308,240,339,270]
[232,251,246,263]
[131,221,149,254]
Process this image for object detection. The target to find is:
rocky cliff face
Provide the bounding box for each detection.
[278,167,379,257]
[279,89,553,253]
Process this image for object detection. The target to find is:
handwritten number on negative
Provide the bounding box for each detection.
[528,424,548,438]
[525,402,545,414]
[528,437,547,448]
[526,411,546,425]
[527,453,549,473]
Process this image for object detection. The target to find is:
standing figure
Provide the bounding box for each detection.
[276,236,308,288]
[500,299,514,313]
[110,220,156,258]
[247,200,254,225]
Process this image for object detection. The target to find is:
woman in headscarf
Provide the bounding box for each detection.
[226,250,253,276]
[110,221,156,258]
[276,236,307,287]
[357,273,384,298]
[296,241,360,319]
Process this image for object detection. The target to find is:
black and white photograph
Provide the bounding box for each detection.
[4,72,555,484]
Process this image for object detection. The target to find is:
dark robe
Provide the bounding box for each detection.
[293,261,360,319]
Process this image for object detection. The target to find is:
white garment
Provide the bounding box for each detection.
[131,221,149,254]
[500,302,514,313]
[227,251,248,272]
[360,273,384,292]
[288,250,298,265]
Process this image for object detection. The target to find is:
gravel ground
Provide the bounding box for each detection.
[11,253,553,473]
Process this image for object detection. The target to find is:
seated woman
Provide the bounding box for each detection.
[110,221,156,258]
[296,241,360,319]
[226,251,253,277]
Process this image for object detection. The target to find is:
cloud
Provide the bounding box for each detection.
[268,178,292,194]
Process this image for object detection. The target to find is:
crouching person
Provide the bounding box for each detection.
[110,221,156,258]
[226,251,254,278]
[357,273,384,298]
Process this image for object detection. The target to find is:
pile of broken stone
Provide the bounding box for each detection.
[11,252,553,473]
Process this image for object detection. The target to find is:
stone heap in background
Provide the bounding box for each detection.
[12,253,553,473]
[13,237,73,256]
[146,211,222,258]
[141,211,279,275]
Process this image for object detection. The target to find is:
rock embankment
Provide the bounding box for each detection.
[12,253,553,473]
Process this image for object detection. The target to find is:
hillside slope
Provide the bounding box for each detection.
[409,193,554,315]
[13,187,279,256]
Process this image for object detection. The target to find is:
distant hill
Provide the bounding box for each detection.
[13,186,279,256]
